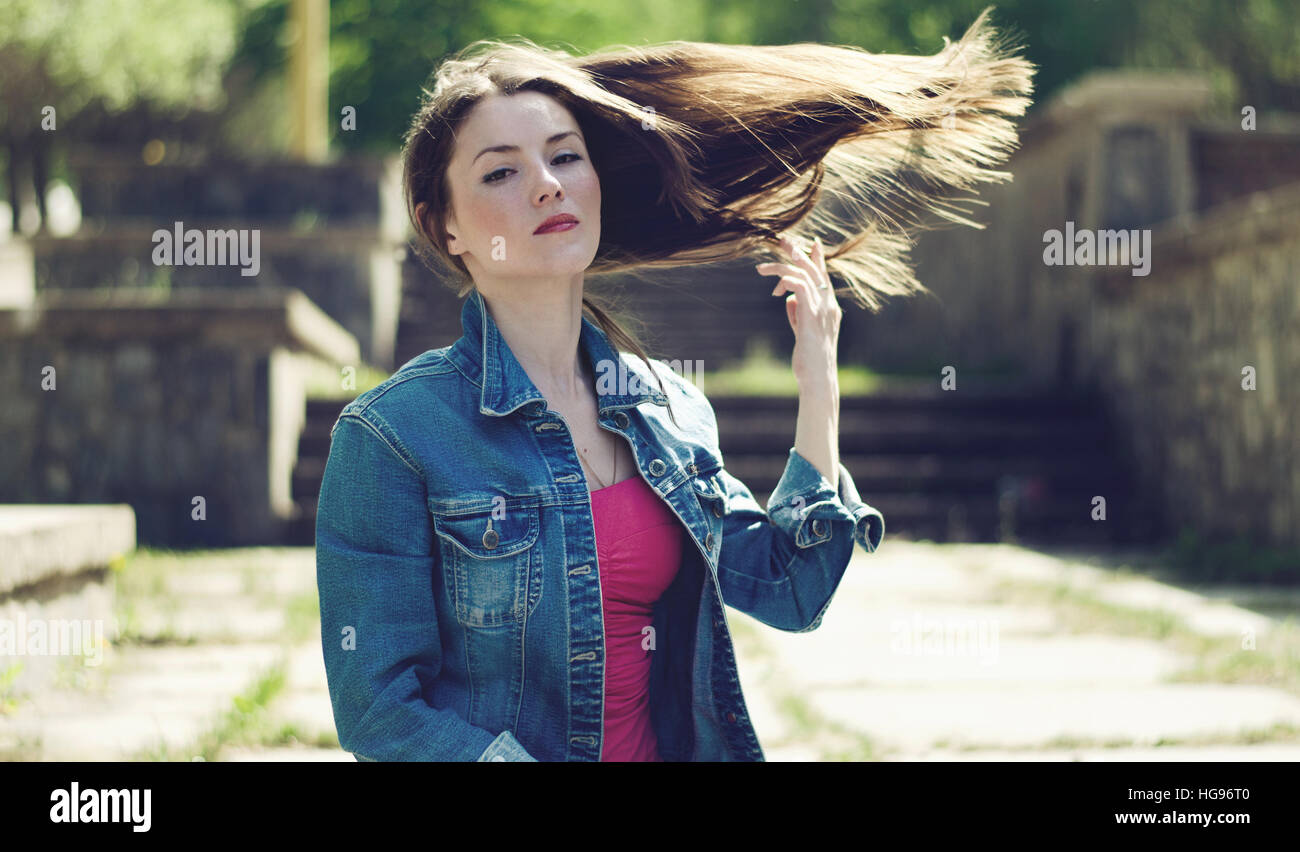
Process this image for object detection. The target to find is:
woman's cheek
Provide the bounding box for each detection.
[473,202,518,256]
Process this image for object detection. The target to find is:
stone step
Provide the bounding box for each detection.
[67,153,403,234]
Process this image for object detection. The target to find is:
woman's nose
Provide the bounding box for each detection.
[536,168,563,203]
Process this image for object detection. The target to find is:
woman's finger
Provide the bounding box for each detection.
[757,261,810,279]
[813,235,839,309]
[774,274,815,335]
[768,272,810,299]
[780,236,823,311]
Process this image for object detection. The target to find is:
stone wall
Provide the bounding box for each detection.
[839,69,1300,552]
[0,289,359,547]
[1089,184,1300,549]
[38,153,406,370]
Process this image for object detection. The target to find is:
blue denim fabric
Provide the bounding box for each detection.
[315,289,885,761]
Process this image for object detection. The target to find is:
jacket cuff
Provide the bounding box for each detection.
[767,447,885,554]
[476,729,538,762]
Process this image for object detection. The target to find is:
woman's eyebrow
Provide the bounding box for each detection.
[473,131,582,164]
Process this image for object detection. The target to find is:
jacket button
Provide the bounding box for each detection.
[482,526,499,549]
[726,712,737,723]
[614,411,629,428]
[705,532,714,550]
[812,519,825,536]
[712,502,724,518]
[648,458,666,476]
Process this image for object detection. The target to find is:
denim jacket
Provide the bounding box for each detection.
[315,288,885,761]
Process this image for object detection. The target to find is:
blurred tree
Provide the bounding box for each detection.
[0,0,257,230]
[1126,0,1300,111]
[3,0,1296,221]
[314,0,1300,153]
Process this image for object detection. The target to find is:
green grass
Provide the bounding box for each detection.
[696,344,1029,396]
[986,575,1300,698]
[726,614,882,760]
[302,339,1028,400]
[284,590,322,645]
[695,339,887,395]
[1159,527,1300,585]
[0,661,27,716]
[132,661,289,762]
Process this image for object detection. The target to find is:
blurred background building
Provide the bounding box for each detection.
[1,0,1296,569]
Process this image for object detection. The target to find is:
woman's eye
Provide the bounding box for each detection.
[483,153,582,184]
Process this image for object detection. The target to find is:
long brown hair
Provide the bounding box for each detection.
[401,5,1034,400]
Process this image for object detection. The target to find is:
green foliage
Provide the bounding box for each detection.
[5,0,1298,158]
[1162,527,1300,585]
[0,661,26,715]
[0,0,256,122]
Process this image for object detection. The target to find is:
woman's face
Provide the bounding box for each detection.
[439,91,601,283]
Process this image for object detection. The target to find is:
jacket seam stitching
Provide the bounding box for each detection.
[339,412,423,478]
[350,360,457,413]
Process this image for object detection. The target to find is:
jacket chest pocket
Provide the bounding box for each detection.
[430,503,540,627]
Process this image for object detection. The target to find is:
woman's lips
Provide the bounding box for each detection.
[535,221,579,234]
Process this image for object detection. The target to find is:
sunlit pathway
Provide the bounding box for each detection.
[8,540,1297,762]
[730,540,1300,761]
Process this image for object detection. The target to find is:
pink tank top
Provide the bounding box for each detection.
[590,474,684,762]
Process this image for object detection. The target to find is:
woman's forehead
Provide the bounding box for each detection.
[457,92,579,150]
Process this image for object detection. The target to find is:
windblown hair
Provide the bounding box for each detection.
[401,5,1034,391]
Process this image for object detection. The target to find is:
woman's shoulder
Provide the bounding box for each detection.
[335,348,461,431]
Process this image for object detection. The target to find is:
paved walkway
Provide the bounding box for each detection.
[0,548,346,761]
[730,540,1300,761]
[4,541,1297,761]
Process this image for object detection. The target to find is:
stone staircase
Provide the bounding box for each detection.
[289,381,1156,547]
[288,399,343,545]
[711,384,1158,546]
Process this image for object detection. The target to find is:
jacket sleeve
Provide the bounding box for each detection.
[315,411,537,761]
[685,385,885,633]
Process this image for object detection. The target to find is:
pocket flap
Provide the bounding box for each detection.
[430,504,539,559]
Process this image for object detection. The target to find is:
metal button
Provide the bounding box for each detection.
[712,502,724,518]
[613,411,629,428]
[482,522,499,549]
[648,458,666,476]
[812,519,825,536]
[687,463,698,474]
[705,532,714,550]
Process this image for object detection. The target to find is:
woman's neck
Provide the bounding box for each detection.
[477,284,588,400]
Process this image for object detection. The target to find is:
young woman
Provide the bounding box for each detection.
[316,7,1034,761]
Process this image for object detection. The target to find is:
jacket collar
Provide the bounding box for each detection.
[446,288,669,417]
